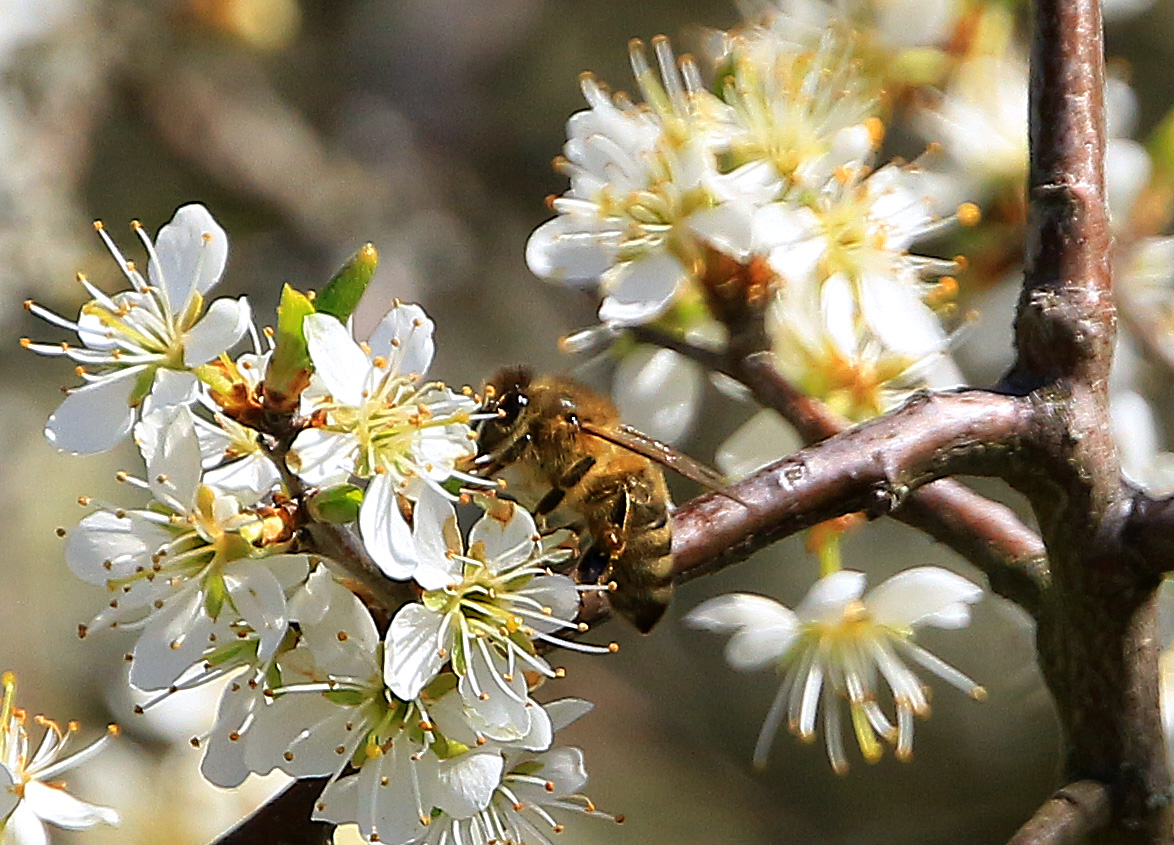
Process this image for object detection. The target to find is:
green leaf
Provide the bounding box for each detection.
[307,485,364,524]
[314,244,378,321]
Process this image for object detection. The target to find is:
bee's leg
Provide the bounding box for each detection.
[533,456,597,517]
[578,543,611,583]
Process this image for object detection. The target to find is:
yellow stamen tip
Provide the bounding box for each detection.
[957,202,981,227]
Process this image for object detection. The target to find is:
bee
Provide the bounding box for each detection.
[474,366,727,633]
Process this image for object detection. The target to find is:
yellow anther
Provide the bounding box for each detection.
[957,202,981,226]
[865,116,885,148]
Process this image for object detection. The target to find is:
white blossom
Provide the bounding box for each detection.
[0,673,119,844]
[67,406,308,691]
[526,38,766,326]
[686,567,985,772]
[24,204,251,454]
[286,305,479,588]
[414,699,613,845]
[384,500,597,738]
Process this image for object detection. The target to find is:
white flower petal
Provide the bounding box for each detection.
[200,677,261,788]
[795,570,868,624]
[526,216,619,286]
[460,648,530,740]
[149,204,228,309]
[514,747,588,800]
[362,746,428,842]
[0,763,19,822]
[468,504,538,573]
[716,409,802,481]
[66,510,165,586]
[130,586,218,691]
[303,313,371,407]
[543,698,594,733]
[245,692,362,778]
[866,566,982,629]
[312,773,359,825]
[22,777,118,830]
[688,202,757,260]
[44,368,141,455]
[858,274,947,359]
[613,345,702,445]
[367,302,435,378]
[686,593,800,670]
[224,561,291,661]
[140,405,203,508]
[6,802,49,845]
[385,603,447,700]
[421,750,504,818]
[517,575,581,634]
[377,487,445,590]
[183,297,251,365]
[287,428,358,486]
[598,251,688,325]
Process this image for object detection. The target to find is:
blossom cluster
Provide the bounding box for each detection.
[26,205,613,844]
[528,10,974,442]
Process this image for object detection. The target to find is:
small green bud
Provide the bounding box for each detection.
[314,243,379,321]
[263,285,316,413]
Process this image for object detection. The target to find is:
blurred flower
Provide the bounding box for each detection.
[686,567,984,772]
[1110,389,1174,496]
[767,269,956,422]
[611,344,704,445]
[24,204,251,455]
[0,672,119,845]
[915,54,1028,203]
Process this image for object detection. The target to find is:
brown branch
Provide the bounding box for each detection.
[211,778,331,845]
[735,352,1049,615]
[1008,0,1114,392]
[1007,780,1112,845]
[630,330,1049,614]
[670,389,1035,579]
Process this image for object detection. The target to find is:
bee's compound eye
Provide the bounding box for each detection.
[496,391,529,425]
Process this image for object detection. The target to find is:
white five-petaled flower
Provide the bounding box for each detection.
[526,38,763,326]
[67,405,308,691]
[243,579,555,845]
[25,204,252,455]
[415,698,615,845]
[385,500,600,738]
[286,305,480,588]
[686,567,985,773]
[0,673,119,845]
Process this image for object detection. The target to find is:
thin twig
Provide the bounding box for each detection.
[1007,780,1112,845]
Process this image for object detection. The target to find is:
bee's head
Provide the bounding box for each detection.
[477,366,534,456]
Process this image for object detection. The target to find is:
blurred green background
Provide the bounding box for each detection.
[3,0,1174,842]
